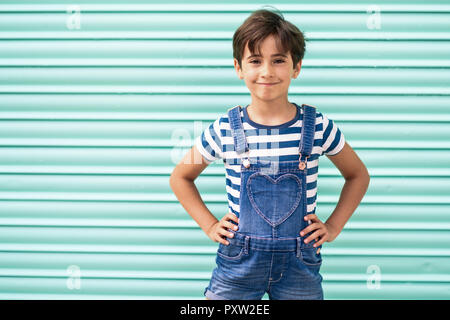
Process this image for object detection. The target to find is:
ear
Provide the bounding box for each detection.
[234,58,244,80]
[292,60,302,79]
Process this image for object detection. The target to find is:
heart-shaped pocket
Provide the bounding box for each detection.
[246,172,302,227]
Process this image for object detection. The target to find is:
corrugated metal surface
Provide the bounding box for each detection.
[0,0,449,299]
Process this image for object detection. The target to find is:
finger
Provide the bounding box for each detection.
[299,222,320,236]
[217,235,229,246]
[226,212,240,224]
[314,235,328,248]
[218,227,234,239]
[304,229,326,244]
[218,219,236,231]
[303,214,319,223]
[299,222,321,237]
[224,220,238,231]
[316,247,321,254]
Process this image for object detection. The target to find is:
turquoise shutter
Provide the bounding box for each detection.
[0,0,449,299]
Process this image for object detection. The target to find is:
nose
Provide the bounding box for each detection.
[261,61,275,78]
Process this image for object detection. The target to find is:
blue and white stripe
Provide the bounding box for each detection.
[195,104,345,216]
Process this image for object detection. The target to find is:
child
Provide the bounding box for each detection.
[170,8,370,300]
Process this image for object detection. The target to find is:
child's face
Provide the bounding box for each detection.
[234,34,302,104]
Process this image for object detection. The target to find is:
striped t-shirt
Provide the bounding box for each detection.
[194,102,345,216]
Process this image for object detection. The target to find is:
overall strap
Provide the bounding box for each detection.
[298,104,316,160]
[227,105,249,155]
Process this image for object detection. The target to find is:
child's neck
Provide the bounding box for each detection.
[247,100,297,126]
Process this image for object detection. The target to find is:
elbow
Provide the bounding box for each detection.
[345,171,370,196]
[364,172,371,189]
[169,169,180,192]
[360,168,371,190]
[345,166,370,184]
[364,166,371,183]
[359,165,370,181]
[169,173,175,192]
[169,167,193,192]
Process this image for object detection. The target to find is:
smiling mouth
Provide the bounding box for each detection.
[258,82,279,86]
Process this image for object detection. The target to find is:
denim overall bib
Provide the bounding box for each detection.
[205,104,323,300]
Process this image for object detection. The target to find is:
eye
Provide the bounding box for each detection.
[248,59,285,64]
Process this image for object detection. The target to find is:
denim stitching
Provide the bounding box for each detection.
[246,172,274,227]
[299,105,316,158]
[266,252,275,291]
[228,105,248,155]
[267,253,287,283]
[298,248,323,266]
[244,236,249,255]
[246,172,303,227]
[237,164,243,218]
[217,243,246,261]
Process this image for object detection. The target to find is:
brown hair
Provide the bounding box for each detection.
[233,8,306,69]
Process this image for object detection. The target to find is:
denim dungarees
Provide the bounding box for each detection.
[205,104,323,300]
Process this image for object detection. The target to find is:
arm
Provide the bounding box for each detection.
[169,145,238,245]
[301,142,370,246]
[323,142,370,240]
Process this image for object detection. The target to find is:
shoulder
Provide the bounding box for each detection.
[204,107,233,130]
[214,105,245,130]
[201,106,240,141]
[298,103,327,128]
